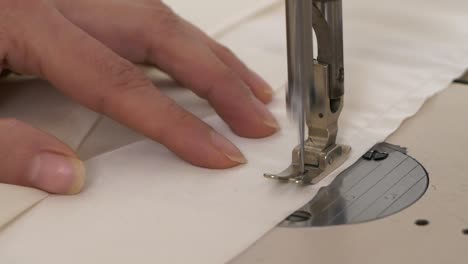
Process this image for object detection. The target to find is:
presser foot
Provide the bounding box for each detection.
[264,144,351,185]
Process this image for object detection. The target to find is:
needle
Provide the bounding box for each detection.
[298,98,306,174]
[285,0,313,175]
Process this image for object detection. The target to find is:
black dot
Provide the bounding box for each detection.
[319,113,324,118]
[415,219,429,226]
[462,229,468,235]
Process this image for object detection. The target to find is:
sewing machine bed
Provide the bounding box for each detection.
[231,81,468,264]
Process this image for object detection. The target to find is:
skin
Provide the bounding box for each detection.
[0,0,279,195]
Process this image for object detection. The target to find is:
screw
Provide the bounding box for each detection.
[287,211,312,223]
[337,67,345,82]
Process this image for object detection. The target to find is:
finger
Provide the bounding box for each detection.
[50,0,273,103]
[181,19,274,103]
[4,4,245,169]
[0,119,85,195]
[0,38,6,77]
[143,9,280,138]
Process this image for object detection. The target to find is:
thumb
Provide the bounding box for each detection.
[0,119,85,195]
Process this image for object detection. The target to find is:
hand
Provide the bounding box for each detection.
[0,0,279,194]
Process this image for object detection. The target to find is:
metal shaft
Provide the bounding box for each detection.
[286,0,314,173]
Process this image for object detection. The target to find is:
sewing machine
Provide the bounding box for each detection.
[0,1,466,262]
[232,0,468,263]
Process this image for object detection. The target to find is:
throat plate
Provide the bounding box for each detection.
[280,143,429,227]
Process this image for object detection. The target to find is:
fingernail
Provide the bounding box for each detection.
[29,152,86,195]
[251,96,280,129]
[250,70,274,97]
[263,87,274,96]
[210,131,247,164]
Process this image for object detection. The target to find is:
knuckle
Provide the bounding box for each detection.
[219,67,240,83]
[94,59,152,114]
[148,3,180,29]
[107,60,148,91]
[203,68,239,99]
[198,67,252,102]
[212,69,240,93]
[141,4,184,47]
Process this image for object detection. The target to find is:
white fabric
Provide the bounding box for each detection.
[0,185,47,229]
[1,0,468,263]
[167,0,282,36]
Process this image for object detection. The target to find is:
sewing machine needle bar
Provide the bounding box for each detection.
[285,0,314,174]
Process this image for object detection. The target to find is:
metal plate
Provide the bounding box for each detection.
[280,143,429,227]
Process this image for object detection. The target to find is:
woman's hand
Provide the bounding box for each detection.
[0,0,278,194]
